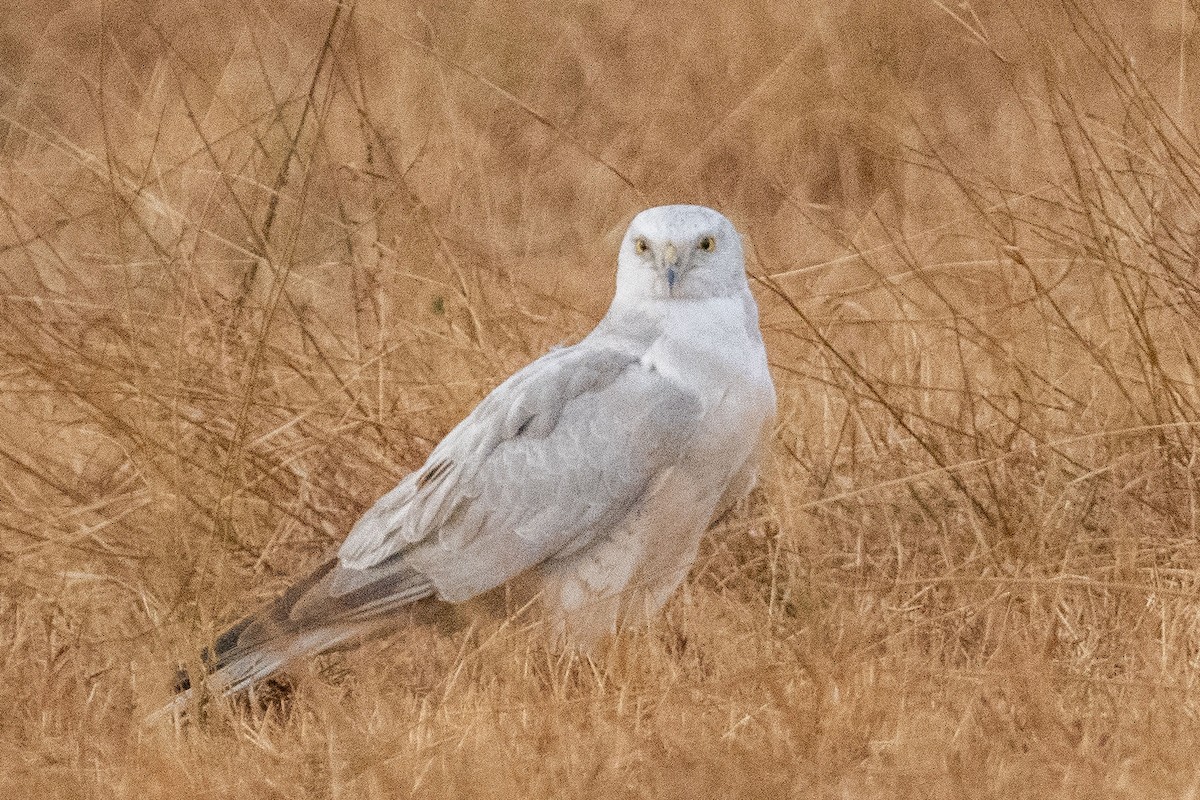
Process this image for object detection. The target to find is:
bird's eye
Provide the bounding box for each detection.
[698,236,716,252]
[634,237,649,255]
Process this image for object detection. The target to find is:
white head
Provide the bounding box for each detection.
[615,205,748,302]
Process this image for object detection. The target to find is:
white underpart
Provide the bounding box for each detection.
[533,291,775,642]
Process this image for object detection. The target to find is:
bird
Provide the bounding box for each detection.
[170,204,776,706]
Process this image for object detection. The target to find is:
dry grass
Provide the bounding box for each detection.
[5,0,1200,796]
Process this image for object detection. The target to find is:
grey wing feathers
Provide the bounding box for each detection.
[338,343,703,601]
[338,346,639,568]
[196,556,435,695]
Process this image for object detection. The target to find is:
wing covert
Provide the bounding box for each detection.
[338,343,701,602]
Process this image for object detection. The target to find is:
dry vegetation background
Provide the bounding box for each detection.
[6,0,1200,796]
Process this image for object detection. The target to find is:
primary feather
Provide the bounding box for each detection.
[167,204,776,710]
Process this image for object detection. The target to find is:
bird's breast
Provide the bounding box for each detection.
[636,295,775,463]
[638,296,771,397]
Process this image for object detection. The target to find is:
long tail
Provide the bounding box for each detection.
[156,554,436,719]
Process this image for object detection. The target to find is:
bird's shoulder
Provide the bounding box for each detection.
[337,334,697,570]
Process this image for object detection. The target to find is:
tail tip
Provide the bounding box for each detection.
[172,664,192,694]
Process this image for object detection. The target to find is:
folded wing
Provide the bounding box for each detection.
[339,342,703,600]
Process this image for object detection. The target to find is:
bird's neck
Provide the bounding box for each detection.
[594,292,763,367]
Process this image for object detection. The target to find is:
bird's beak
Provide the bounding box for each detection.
[663,242,679,293]
[663,241,678,266]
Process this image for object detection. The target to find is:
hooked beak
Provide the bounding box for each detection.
[663,242,679,293]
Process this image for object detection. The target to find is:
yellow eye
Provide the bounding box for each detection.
[698,236,716,252]
[634,237,649,254]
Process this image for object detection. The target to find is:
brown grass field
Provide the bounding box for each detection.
[7,0,1200,796]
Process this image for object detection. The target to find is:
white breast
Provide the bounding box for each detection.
[639,292,775,461]
[534,290,776,645]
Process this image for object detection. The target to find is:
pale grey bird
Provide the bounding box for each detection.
[171,204,776,705]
